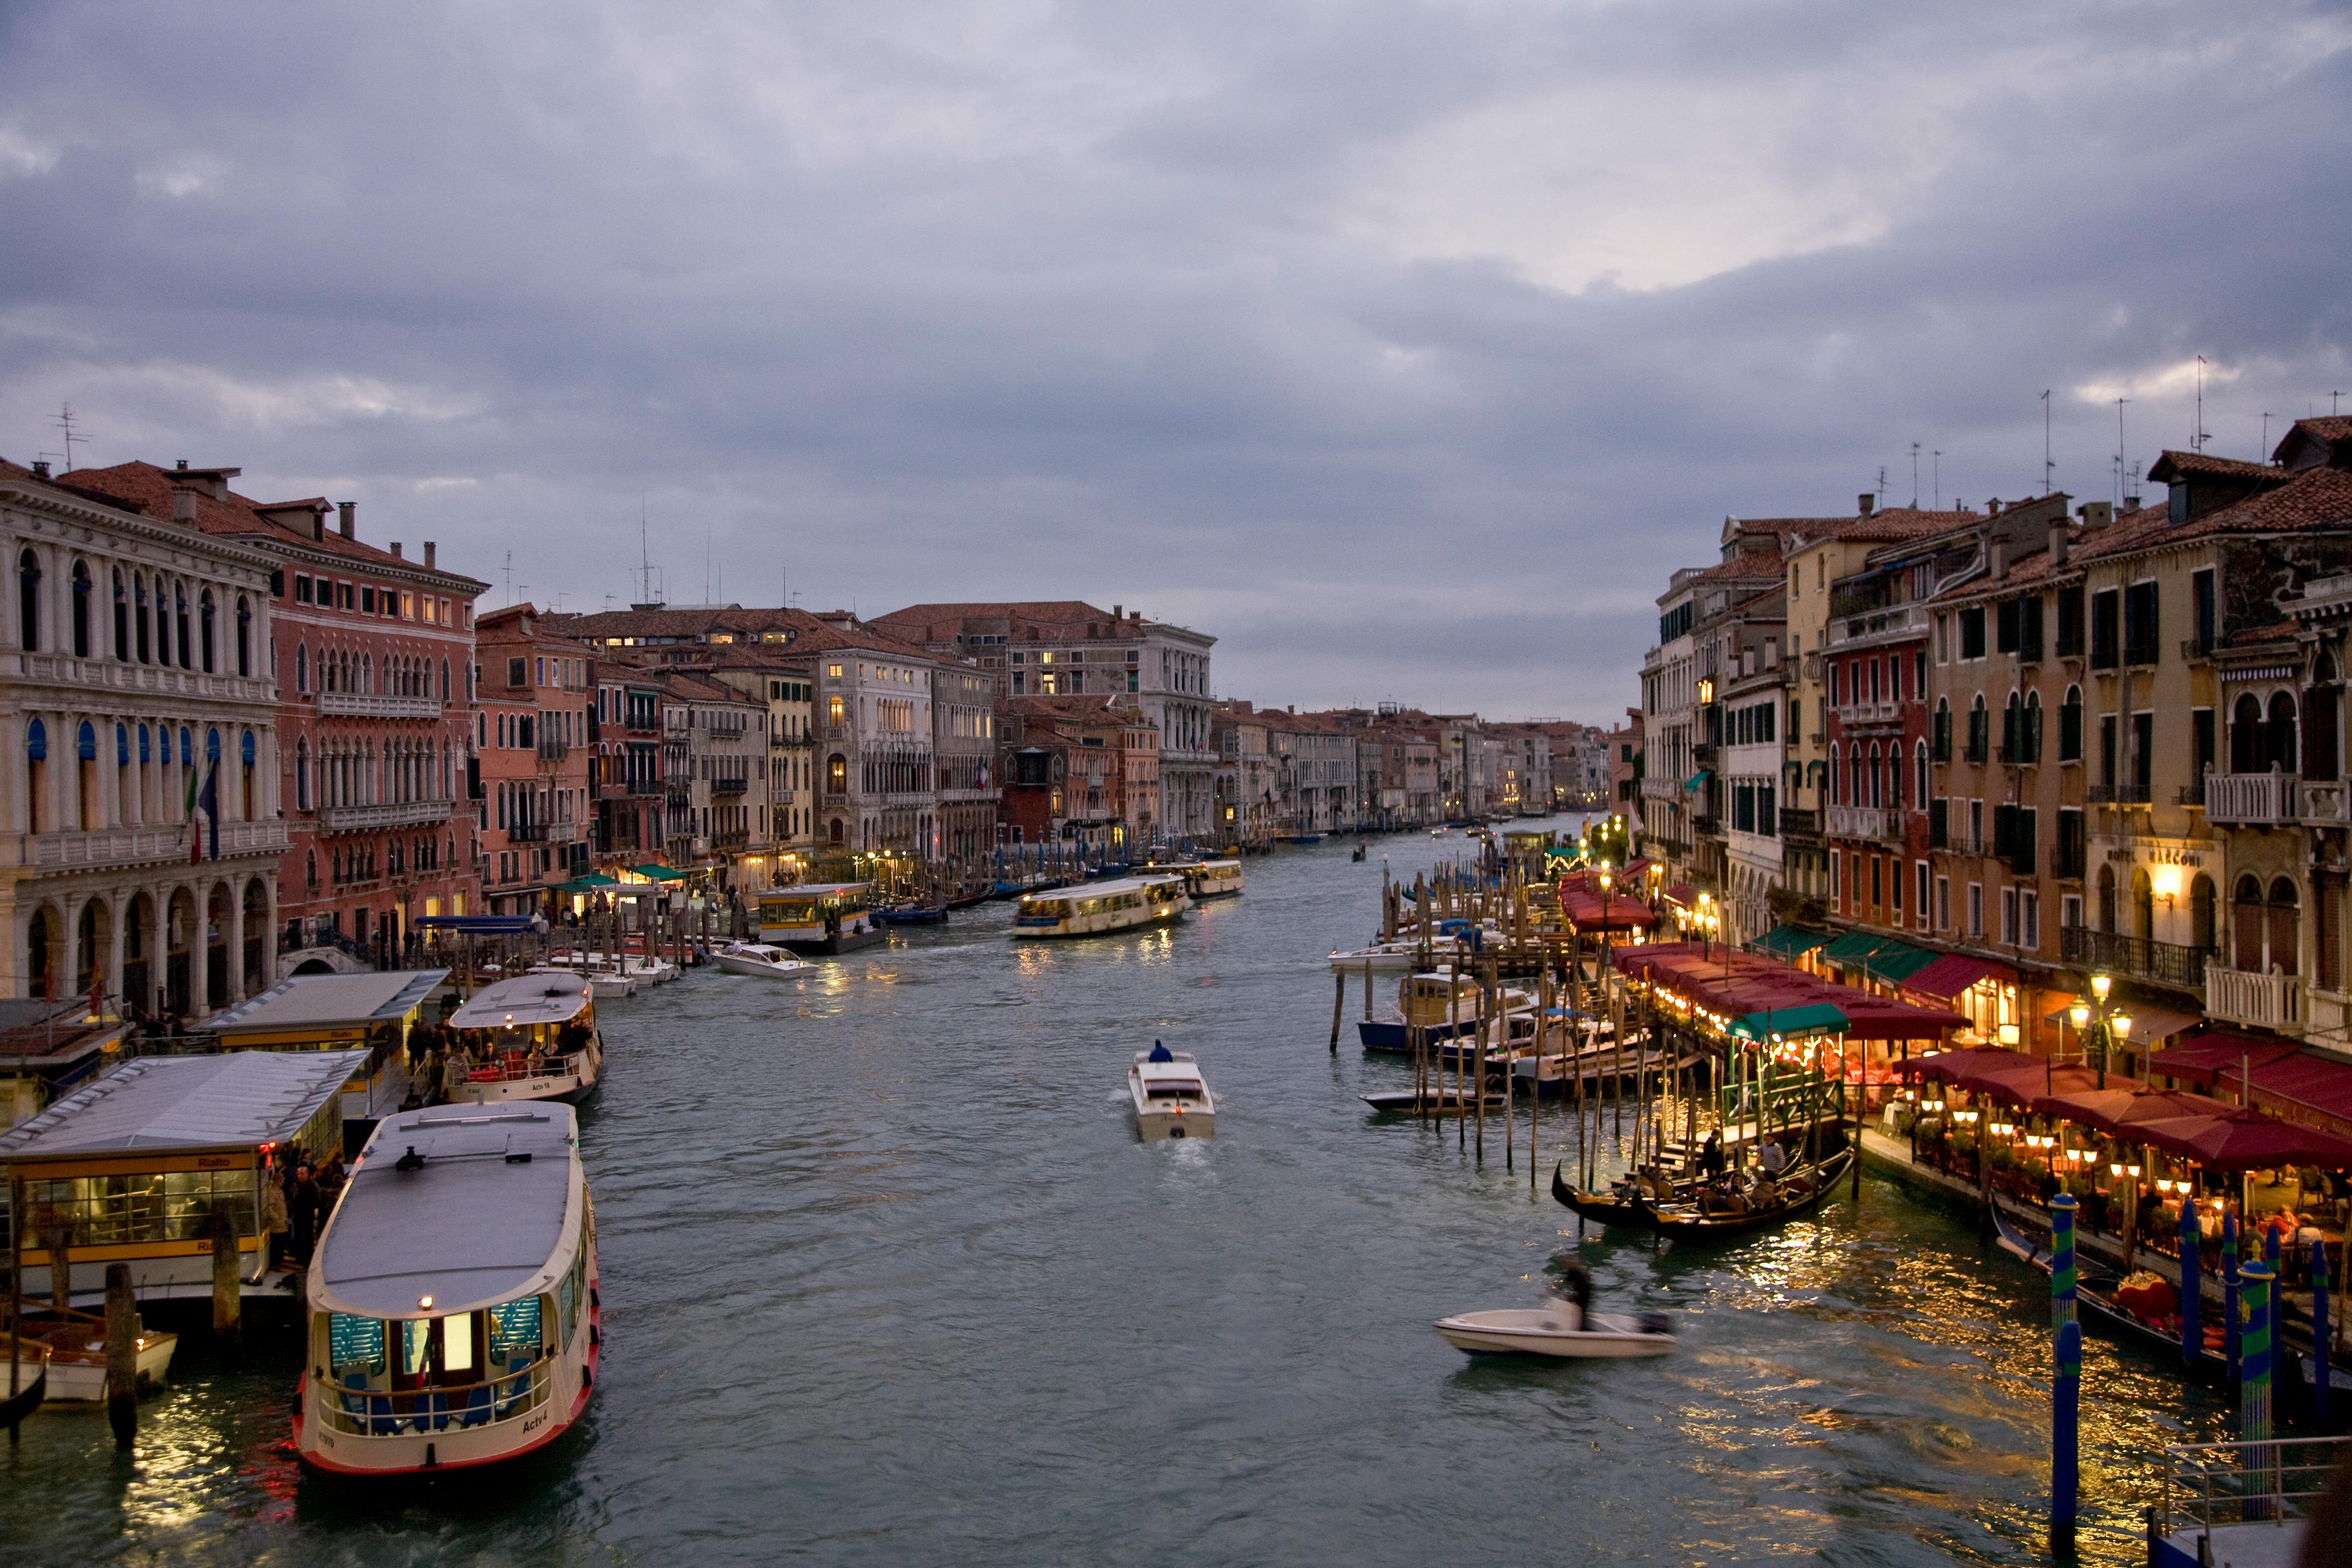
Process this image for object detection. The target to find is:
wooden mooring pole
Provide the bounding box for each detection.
[1329,971,1345,1054]
[104,1262,136,1450]
[207,1200,241,1367]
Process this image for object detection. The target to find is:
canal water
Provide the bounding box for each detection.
[3,821,2236,1566]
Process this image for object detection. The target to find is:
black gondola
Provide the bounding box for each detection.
[1549,1147,1855,1239]
[1362,1088,1507,1114]
[0,1345,47,1430]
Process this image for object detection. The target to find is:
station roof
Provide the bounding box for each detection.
[316,1105,580,1319]
[207,969,447,1035]
[0,1049,370,1164]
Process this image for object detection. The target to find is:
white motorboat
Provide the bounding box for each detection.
[1129,1042,1215,1140]
[621,953,677,985]
[293,1103,599,1475]
[713,941,810,981]
[533,962,633,1000]
[1434,1301,1677,1359]
[442,976,603,1105]
[8,1306,178,1402]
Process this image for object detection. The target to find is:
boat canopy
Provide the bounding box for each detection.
[206,969,447,1040]
[0,1048,370,1163]
[448,975,591,1032]
[313,1105,583,1320]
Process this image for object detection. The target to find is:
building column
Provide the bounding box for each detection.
[103,887,127,1003]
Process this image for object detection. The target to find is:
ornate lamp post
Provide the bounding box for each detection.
[2067,972,2133,1090]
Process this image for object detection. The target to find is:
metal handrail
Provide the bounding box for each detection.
[314,1357,551,1438]
[2154,1434,2350,1535]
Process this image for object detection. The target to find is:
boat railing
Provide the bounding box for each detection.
[2153,1434,2351,1535]
[466,1051,585,1084]
[315,1355,554,1439]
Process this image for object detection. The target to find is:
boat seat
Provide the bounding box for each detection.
[494,1357,533,1417]
[456,1384,494,1428]
[338,1372,370,1427]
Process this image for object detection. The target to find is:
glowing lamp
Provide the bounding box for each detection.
[2110,1012,2133,1039]
[2091,973,2112,1002]
[2069,1004,2091,1032]
[419,1294,435,1311]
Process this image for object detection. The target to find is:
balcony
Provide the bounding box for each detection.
[711,775,748,796]
[1833,699,1905,727]
[2060,925,2213,991]
[710,828,750,851]
[2086,783,2154,806]
[537,737,570,763]
[821,790,849,807]
[317,799,453,832]
[318,692,442,719]
[506,822,550,842]
[5,818,288,870]
[629,778,663,797]
[1779,807,1821,840]
[1825,804,1896,841]
[2206,964,2305,1034]
[2204,772,2299,826]
[1692,815,1721,836]
[1826,604,1926,650]
[13,652,274,705]
[2302,779,2352,825]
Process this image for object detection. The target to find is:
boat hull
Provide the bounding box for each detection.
[1434,1310,1675,1359]
[24,1334,177,1403]
[0,1359,45,1425]
[445,1040,602,1107]
[1549,1150,1853,1239]
[1135,1109,1215,1140]
[777,927,885,955]
[1013,908,1187,941]
[713,953,808,980]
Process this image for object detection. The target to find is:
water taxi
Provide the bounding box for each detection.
[1011,875,1190,939]
[8,1304,178,1402]
[755,884,883,955]
[531,960,634,1000]
[1129,1043,1214,1139]
[293,1103,598,1475]
[1144,858,1242,900]
[713,941,810,981]
[441,976,601,1106]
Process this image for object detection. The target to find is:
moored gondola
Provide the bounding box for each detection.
[1549,1147,1855,1239]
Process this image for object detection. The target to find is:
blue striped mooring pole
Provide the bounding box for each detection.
[2223,1208,2242,1383]
[2050,1194,2077,1333]
[2242,1261,2275,1520]
[2052,1318,2081,1543]
[2315,1238,2335,1428]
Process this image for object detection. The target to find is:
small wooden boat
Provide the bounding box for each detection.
[9,1305,177,1403]
[1130,1042,1214,1139]
[1,1343,46,1427]
[1361,1088,1506,1114]
[1358,971,1533,1052]
[1549,1147,1854,1238]
[1434,1306,1677,1359]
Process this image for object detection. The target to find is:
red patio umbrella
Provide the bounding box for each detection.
[2129,1108,2352,1171]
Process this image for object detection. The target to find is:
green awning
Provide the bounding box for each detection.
[1683,770,1711,793]
[558,872,621,892]
[1863,942,1942,983]
[631,863,687,881]
[1751,924,1833,960]
[1729,1003,1850,1041]
[1819,930,1889,964]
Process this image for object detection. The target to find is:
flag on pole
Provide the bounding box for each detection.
[186,760,202,864]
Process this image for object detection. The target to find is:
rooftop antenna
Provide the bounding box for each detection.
[639,499,653,606]
[502,549,514,606]
[2194,355,2209,451]
[52,403,94,472]
[1909,442,1921,508]
[1933,449,1944,510]
[2334,391,2344,416]
[2116,397,2132,507]
[2262,411,2273,458]
[2041,389,2053,494]
[704,524,711,607]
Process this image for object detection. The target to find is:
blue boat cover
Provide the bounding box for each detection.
[1147,1041,1173,1063]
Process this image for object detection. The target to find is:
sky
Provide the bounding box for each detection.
[2,1,2348,723]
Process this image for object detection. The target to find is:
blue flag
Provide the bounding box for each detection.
[197,759,220,860]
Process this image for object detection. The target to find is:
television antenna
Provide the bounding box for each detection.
[1932,450,1944,510]
[2041,389,2053,494]
[52,403,94,472]
[2115,397,2132,507]
[2194,355,2210,451]
[1909,442,1921,508]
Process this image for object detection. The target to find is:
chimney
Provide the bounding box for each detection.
[1989,537,2007,579]
[30,460,47,479]
[338,501,355,538]
[424,541,437,569]
[1112,604,1123,620]
[1858,493,1875,517]
[2047,520,2070,568]
[172,488,197,524]
[2122,494,2142,514]
[1987,498,2001,515]
[176,459,188,471]
[389,541,403,559]
[2076,501,2112,530]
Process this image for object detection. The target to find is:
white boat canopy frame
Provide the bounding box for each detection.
[448,976,592,1032]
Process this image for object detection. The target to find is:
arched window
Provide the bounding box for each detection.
[134,573,150,662]
[174,583,191,668]
[199,589,217,673]
[25,717,47,832]
[828,753,848,793]
[2098,863,2117,934]
[75,720,97,829]
[441,659,450,702]
[2190,873,2217,952]
[235,596,251,677]
[2268,877,2300,976]
[17,549,41,651]
[1915,738,1929,806]
[2266,691,2299,774]
[1867,743,1883,808]
[111,569,128,660]
[2306,654,2341,782]
[2231,692,2264,774]
[240,730,256,820]
[295,642,309,692]
[69,560,92,657]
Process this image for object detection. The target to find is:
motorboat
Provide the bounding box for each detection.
[621,953,676,986]
[1145,859,1243,900]
[713,941,811,981]
[531,961,634,1000]
[1129,1042,1215,1140]
[1436,1268,1675,1359]
[1329,922,1505,975]
[7,1304,177,1402]
[1358,971,1534,1053]
[1013,876,1191,939]
[293,1102,599,1475]
[441,976,603,1105]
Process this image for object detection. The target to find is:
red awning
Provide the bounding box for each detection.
[1895,1047,2029,1083]
[1661,882,1698,907]
[2145,1031,2303,1089]
[2028,1084,2235,1136]
[1557,881,1660,932]
[2130,1109,2352,1171]
[2224,1052,2352,1132]
[1901,954,2017,1002]
[1616,943,1964,1041]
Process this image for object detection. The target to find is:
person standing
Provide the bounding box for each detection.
[287,1164,321,1268]
[260,1171,290,1271]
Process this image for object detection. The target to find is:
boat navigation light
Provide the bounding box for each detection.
[419,1294,435,1310]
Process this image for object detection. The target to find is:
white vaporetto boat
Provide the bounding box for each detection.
[442,976,603,1105]
[1129,1042,1215,1139]
[1013,875,1191,939]
[713,941,810,981]
[1148,859,1243,900]
[293,1103,599,1475]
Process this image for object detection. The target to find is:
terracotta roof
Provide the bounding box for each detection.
[546,605,813,642]
[2079,465,2352,560]
[2274,416,2352,464]
[1684,556,1783,584]
[656,669,753,704]
[2146,449,2286,485]
[57,461,486,588]
[872,600,1172,644]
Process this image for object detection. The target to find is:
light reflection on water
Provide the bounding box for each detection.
[0,824,2239,1566]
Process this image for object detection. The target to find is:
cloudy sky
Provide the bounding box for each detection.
[3,2,2348,720]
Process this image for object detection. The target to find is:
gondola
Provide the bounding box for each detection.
[1,1343,47,1429]
[1549,1147,1855,1239]
[1362,1088,1507,1114]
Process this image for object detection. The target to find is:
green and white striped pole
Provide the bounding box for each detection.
[2241,1261,2276,1521]
[2050,1194,2077,1331]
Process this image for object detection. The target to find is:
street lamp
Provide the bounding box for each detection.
[2069,974,2133,1090]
